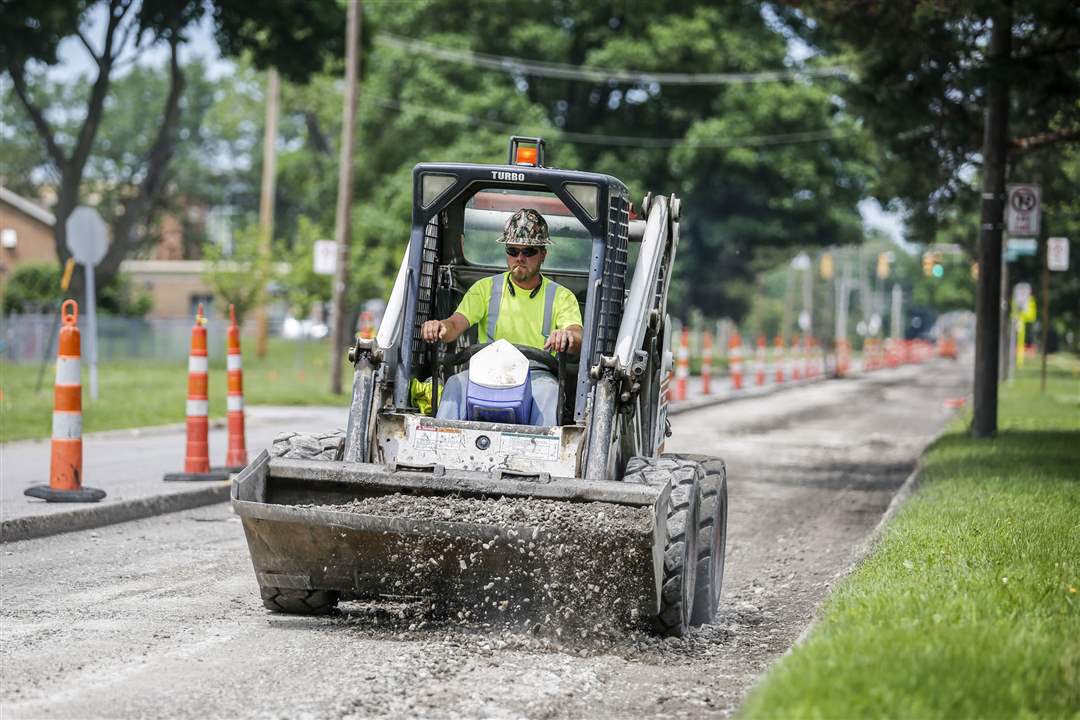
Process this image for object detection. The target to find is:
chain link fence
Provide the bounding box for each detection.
[1,313,246,364]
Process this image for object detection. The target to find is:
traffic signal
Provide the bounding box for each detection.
[876,252,891,279]
[922,251,937,277]
[820,253,834,280]
[932,262,944,278]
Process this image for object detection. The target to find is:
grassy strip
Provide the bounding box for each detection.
[1,338,349,442]
[741,354,1080,719]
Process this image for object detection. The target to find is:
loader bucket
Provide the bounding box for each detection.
[232,451,670,633]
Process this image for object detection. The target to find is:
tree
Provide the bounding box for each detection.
[796,0,1080,435]
[202,223,269,324]
[2,0,345,299]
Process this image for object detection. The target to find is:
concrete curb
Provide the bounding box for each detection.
[8,418,228,447]
[1,482,231,543]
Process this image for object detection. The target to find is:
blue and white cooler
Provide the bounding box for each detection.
[465,339,534,425]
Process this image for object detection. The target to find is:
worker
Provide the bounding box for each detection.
[420,208,583,425]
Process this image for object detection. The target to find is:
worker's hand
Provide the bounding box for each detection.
[421,319,447,343]
[544,328,574,353]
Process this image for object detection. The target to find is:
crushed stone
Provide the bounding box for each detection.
[300,493,658,638]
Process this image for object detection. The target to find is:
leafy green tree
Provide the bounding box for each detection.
[3,0,345,301]
[202,223,269,324]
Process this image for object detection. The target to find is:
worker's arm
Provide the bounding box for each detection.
[421,313,470,344]
[544,324,583,354]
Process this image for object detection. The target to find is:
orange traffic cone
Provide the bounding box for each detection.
[357,310,375,340]
[837,339,851,377]
[701,330,713,395]
[674,326,690,401]
[754,335,766,386]
[25,300,106,502]
[165,304,229,482]
[222,304,247,471]
[773,335,785,384]
[729,332,744,390]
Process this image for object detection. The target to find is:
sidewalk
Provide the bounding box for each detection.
[1,405,348,542]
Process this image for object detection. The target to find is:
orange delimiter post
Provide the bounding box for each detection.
[185,304,211,473]
[225,305,247,469]
[24,300,106,502]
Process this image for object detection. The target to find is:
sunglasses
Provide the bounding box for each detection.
[505,246,541,258]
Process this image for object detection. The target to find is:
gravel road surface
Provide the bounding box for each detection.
[0,360,970,719]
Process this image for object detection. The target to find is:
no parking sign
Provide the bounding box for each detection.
[1006,184,1041,237]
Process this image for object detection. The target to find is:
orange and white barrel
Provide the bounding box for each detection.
[791,335,802,380]
[675,326,690,401]
[225,304,247,469]
[755,335,766,386]
[701,330,713,395]
[773,335,785,384]
[729,333,744,391]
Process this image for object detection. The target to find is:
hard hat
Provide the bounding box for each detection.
[498,208,552,246]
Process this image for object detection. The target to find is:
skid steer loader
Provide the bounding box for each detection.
[232,137,727,636]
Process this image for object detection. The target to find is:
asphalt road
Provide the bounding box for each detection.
[0,360,971,719]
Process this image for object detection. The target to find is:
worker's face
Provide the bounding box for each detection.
[505,244,545,283]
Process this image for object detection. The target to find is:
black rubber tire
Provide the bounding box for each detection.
[270,430,346,461]
[626,454,727,626]
[260,587,339,615]
[624,456,702,637]
[665,454,727,625]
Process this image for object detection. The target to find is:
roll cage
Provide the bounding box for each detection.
[383,161,633,425]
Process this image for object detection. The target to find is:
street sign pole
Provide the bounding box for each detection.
[84,260,99,399]
[1041,239,1049,392]
[65,206,109,401]
[1042,237,1071,392]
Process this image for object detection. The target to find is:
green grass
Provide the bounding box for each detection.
[741,354,1080,720]
[1,337,350,442]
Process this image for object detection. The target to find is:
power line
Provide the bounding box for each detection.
[376,34,852,86]
[368,96,850,148]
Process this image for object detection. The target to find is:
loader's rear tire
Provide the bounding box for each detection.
[270,430,346,461]
[625,456,702,637]
[260,587,339,615]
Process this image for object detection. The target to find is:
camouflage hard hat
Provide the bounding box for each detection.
[498,208,552,246]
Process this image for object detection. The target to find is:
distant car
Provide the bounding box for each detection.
[281,317,329,340]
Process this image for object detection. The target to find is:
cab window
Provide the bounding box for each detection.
[462,188,592,271]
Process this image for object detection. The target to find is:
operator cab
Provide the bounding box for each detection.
[395,137,634,429]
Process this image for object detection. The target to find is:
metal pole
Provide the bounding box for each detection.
[891,283,903,340]
[255,67,280,359]
[972,3,1011,437]
[1040,237,1050,392]
[85,262,99,400]
[329,0,362,395]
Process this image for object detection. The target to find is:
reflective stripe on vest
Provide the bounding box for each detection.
[486,273,560,342]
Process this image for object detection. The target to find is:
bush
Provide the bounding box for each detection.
[2,262,62,313]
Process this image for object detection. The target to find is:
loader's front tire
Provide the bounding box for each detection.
[270,430,345,461]
[625,456,702,637]
[667,455,728,626]
[260,587,339,615]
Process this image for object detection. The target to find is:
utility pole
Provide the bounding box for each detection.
[890,284,903,340]
[254,67,280,358]
[329,0,362,395]
[972,4,1011,438]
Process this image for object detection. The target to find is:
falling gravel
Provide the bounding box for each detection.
[302,493,658,638]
